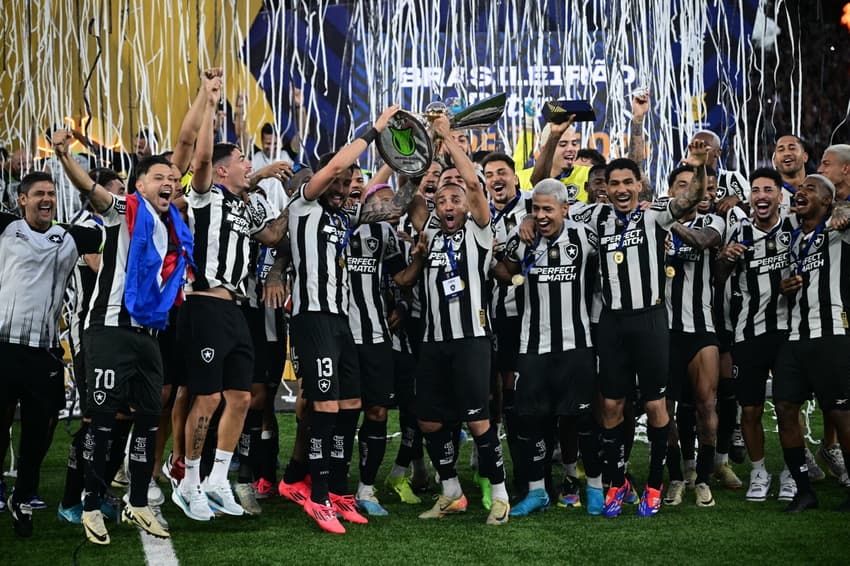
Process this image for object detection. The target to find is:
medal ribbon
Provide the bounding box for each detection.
[489,192,522,228]
[518,227,565,279]
[789,221,826,275]
[333,210,353,260]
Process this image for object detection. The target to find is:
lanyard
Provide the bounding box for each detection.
[782,181,797,195]
[615,208,641,251]
[332,210,352,258]
[789,222,826,275]
[670,217,698,257]
[738,219,782,248]
[518,227,565,278]
[489,192,521,228]
[443,235,459,273]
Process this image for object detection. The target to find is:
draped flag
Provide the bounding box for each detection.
[123,193,194,330]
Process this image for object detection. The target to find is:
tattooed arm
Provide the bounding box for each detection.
[358,179,420,224]
[669,139,708,219]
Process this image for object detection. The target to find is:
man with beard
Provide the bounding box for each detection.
[411,115,510,525]
[286,104,423,534]
[715,168,796,503]
[482,152,531,498]
[774,174,850,513]
[661,165,725,508]
[0,172,101,537]
[818,144,850,203]
[773,135,809,212]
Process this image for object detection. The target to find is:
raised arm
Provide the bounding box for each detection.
[190,74,223,194]
[366,164,394,190]
[171,68,223,174]
[431,115,489,226]
[303,104,400,201]
[530,116,575,186]
[669,139,709,219]
[51,130,113,212]
[628,90,654,201]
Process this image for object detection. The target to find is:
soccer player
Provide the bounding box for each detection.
[57,169,126,525]
[492,179,603,516]
[661,165,725,507]
[773,174,850,512]
[773,135,809,211]
[52,132,191,543]
[482,152,531,496]
[590,141,708,518]
[286,104,421,534]
[411,115,510,525]
[0,172,101,537]
[688,130,749,215]
[714,167,796,503]
[346,183,409,515]
[817,144,850,202]
[174,74,289,521]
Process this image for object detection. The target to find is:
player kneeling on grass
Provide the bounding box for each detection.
[492,179,605,517]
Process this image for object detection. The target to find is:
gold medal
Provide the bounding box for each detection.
[338,256,346,269]
[613,250,624,264]
[665,266,676,278]
[460,280,466,290]
[511,274,525,286]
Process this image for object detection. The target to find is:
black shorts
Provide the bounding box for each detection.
[597,306,670,402]
[83,326,163,415]
[404,316,424,359]
[178,295,254,395]
[0,342,64,422]
[415,337,491,423]
[515,348,596,417]
[290,312,360,402]
[668,331,720,403]
[717,330,734,354]
[773,336,850,411]
[731,331,787,407]
[493,316,521,373]
[158,307,185,387]
[392,349,417,408]
[242,304,275,386]
[357,342,395,408]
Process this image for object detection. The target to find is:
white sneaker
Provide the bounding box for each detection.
[777,469,797,502]
[148,479,165,506]
[203,480,244,516]
[745,469,772,501]
[172,482,214,521]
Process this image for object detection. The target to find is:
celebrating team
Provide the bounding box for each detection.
[2,69,850,543]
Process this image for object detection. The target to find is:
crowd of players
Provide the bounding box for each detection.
[1,67,850,543]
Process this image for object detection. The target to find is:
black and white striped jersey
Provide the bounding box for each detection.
[0,212,100,348]
[86,194,168,329]
[420,215,493,342]
[69,213,104,354]
[347,222,405,344]
[572,202,676,312]
[725,214,795,342]
[288,185,362,316]
[786,225,850,340]
[664,213,725,333]
[716,170,750,203]
[504,221,598,354]
[490,191,532,320]
[185,185,274,294]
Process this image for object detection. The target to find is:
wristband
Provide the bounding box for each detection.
[358,127,379,145]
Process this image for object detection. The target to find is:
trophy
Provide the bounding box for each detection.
[376,92,507,176]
